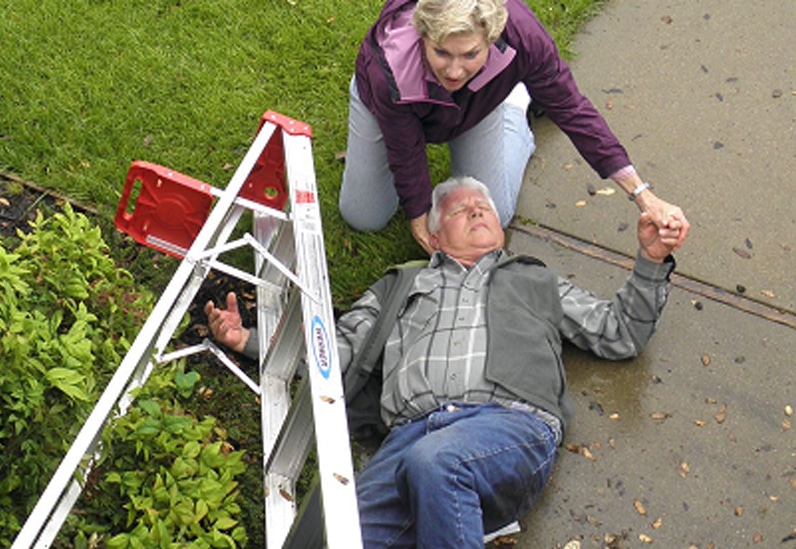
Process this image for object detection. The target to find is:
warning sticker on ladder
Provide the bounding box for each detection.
[294,200,321,235]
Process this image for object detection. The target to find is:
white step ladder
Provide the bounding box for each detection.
[12,111,362,549]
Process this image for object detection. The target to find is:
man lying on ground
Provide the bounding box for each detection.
[205,175,683,548]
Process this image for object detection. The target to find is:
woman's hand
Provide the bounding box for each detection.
[630,188,690,253]
[410,214,434,255]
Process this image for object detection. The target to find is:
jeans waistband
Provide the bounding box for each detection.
[393,401,562,444]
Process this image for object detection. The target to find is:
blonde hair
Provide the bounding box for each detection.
[428,176,498,233]
[412,0,508,45]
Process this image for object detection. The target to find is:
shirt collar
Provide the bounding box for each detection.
[429,248,505,272]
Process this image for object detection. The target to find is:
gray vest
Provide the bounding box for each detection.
[484,256,574,427]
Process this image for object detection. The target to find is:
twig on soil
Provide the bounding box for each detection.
[1,170,97,215]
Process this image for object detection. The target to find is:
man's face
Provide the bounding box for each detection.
[430,187,505,265]
[422,32,490,92]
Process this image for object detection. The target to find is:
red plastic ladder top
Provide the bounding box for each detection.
[114,111,314,258]
[114,161,214,258]
[240,110,312,210]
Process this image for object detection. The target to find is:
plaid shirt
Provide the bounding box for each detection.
[335,249,672,436]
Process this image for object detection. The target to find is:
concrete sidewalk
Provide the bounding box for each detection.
[505,0,795,547]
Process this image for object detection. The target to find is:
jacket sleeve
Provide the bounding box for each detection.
[504,0,631,178]
[558,254,674,359]
[335,288,382,374]
[355,42,434,219]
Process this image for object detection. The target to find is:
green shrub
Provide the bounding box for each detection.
[0,205,249,547]
[61,364,248,548]
[0,204,154,543]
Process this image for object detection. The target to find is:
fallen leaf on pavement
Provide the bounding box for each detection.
[733,247,751,259]
[715,405,727,424]
[679,462,690,478]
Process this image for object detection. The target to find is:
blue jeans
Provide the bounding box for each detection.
[356,402,558,548]
[340,77,535,230]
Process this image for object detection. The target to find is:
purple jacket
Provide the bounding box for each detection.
[355,0,631,219]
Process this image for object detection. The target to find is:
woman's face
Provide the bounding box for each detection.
[422,31,490,92]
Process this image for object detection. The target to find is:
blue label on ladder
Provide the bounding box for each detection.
[311,316,333,379]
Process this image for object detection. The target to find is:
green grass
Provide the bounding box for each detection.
[1,0,603,305]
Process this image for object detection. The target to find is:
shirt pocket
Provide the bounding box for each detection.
[398,287,440,336]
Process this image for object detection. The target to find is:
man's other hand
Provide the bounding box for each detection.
[204,292,251,354]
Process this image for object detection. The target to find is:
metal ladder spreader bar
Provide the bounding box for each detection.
[160,340,262,396]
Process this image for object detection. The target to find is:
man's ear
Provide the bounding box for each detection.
[429,233,439,250]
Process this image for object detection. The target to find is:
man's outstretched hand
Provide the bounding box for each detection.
[204,292,251,354]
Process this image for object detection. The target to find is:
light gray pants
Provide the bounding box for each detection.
[339,77,535,230]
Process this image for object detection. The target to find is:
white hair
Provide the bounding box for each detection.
[427,176,498,233]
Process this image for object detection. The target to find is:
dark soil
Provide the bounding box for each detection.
[0,175,67,237]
